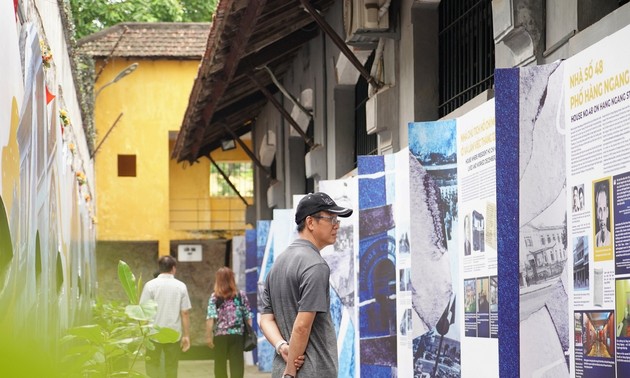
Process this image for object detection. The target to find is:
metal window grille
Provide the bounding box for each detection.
[439,0,495,117]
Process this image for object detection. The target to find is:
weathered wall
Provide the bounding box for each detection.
[170,239,228,346]
[97,239,228,346]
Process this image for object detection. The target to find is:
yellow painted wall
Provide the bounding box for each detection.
[168,141,252,235]
[95,58,252,256]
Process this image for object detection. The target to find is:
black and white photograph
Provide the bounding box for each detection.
[513,61,570,378]
[593,179,612,248]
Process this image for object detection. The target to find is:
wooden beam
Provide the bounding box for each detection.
[189,0,268,159]
[246,71,314,148]
[235,26,318,77]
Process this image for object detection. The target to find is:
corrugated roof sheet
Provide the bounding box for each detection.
[78,22,211,59]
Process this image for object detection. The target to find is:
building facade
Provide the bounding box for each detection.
[78,23,255,346]
[173,0,630,227]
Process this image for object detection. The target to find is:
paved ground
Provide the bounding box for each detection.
[136,360,269,377]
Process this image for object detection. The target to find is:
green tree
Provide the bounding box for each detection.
[181,0,218,22]
[70,0,218,39]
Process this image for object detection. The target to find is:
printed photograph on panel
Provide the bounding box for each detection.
[463,214,472,256]
[615,278,630,338]
[490,276,498,313]
[593,179,612,249]
[572,184,585,213]
[409,120,461,378]
[516,61,570,377]
[573,236,590,291]
[573,312,616,375]
[581,311,615,358]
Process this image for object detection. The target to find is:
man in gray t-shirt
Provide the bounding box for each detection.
[260,192,353,378]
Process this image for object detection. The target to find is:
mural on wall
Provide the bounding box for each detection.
[0,1,96,372]
[319,177,360,378]
[408,120,460,378]
[357,154,398,377]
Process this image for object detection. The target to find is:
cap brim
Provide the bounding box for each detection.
[327,206,353,217]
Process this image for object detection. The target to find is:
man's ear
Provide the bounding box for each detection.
[306,216,316,231]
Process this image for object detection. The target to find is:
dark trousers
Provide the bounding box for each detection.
[146,341,180,378]
[214,334,244,378]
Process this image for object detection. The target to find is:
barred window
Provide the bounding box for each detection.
[210,162,254,197]
[439,0,495,116]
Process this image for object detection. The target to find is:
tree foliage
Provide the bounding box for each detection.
[70,0,218,39]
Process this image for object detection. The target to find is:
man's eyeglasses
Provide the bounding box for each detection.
[311,215,341,226]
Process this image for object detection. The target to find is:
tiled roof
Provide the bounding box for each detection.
[78,22,211,59]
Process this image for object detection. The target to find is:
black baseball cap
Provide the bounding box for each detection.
[295,192,353,224]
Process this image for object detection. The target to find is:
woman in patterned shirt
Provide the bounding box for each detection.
[206,267,252,378]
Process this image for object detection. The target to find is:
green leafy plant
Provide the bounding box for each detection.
[69,0,219,39]
[60,261,179,377]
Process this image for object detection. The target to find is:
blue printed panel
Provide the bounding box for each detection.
[495,67,520,378]
[256,221,273,372]
[615,171,630,275]
[358,155,397,377]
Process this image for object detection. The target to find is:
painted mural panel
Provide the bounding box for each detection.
[357,154,398,377]
[408,120,460,378]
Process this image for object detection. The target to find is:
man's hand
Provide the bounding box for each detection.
[278,344,305,371]
[206,335,215,349]
[180,336,190,352]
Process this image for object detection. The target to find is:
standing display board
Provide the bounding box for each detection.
[408,121,460,378]
[496,61,571,378]
[357,154,399,377]
[496,24,630,378]
[564,25,630,378]
[457,100,499,377]
[319,178,360,378]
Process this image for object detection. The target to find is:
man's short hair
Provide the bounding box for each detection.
[296,219,306,232]
[596,182,609,203]
[158,255,177,273]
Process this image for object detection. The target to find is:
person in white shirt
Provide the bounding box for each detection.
[140,255,192,378]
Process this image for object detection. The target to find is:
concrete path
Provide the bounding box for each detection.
[135,360,269,377]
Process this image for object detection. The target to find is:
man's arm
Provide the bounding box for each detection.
[180,310,190,352]
[260,313,289,357]
[284,311,316,377]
